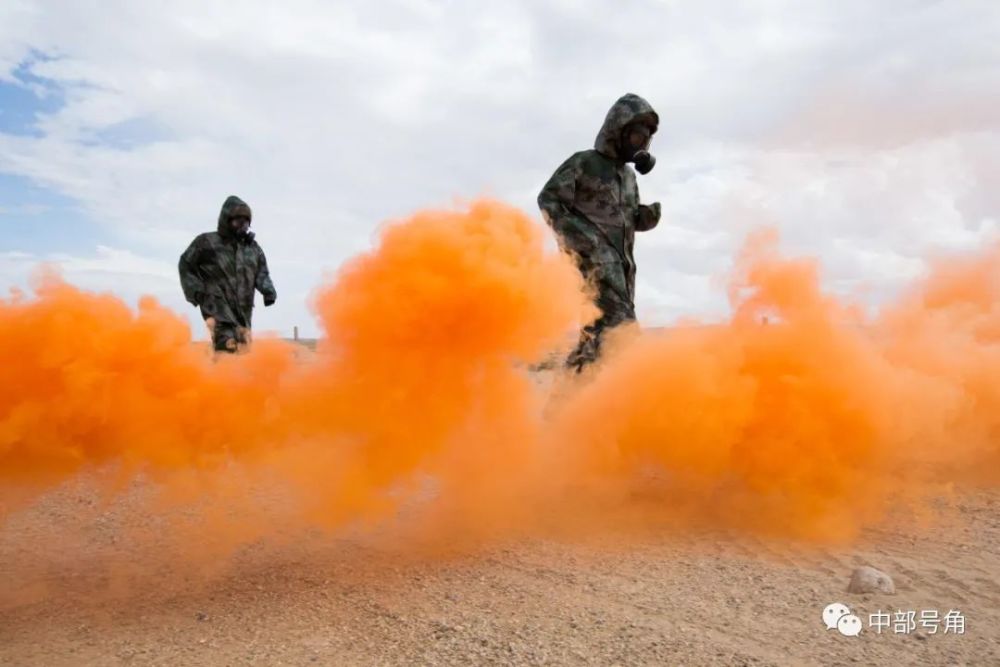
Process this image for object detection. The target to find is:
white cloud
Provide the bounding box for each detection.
[0,246,182,313]
[0,0,998,336]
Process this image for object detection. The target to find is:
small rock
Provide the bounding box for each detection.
[847,566,895,594]
[195,612,209,622]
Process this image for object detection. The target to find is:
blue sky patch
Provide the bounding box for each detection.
[0,53,65,137]
[0,173,110,254]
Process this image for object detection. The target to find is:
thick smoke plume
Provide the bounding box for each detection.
[1,200,998,568]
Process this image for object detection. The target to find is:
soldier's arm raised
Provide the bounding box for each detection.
[632,178,661,232]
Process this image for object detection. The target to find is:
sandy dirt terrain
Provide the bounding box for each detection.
[1,486,998,667]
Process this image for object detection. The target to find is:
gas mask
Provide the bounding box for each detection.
[229,215,252,240]
[620,121,656,175]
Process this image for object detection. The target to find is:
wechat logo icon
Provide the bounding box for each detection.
[823,602,862,637]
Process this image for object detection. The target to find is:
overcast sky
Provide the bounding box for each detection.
[1,0,997,337]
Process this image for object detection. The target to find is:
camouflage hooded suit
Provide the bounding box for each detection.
[178,195,277,352]
[538,94,661,370]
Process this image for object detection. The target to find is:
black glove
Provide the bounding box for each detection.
[636,202,661,231]
[264,294,276,307]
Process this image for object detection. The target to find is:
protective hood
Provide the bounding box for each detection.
[217,195,253,238]
[594,93,659,161]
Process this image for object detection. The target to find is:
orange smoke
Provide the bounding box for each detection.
[549,233,1000,541]
[1,200,998,554]
[0,201,590,535]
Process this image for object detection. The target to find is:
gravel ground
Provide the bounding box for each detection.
[1,486,998,666]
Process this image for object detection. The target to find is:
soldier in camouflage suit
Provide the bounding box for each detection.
[538,93,662,371]
[178,195,277,353]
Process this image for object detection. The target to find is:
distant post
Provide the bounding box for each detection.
[293,325,299,341]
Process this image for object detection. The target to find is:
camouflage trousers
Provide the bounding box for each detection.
[566,260,636,372]
[207,318,252,354]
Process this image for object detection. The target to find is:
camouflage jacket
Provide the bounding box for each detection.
[537,93,661,303]
[178,196,276,328]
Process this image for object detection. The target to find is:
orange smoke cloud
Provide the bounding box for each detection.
[0,201,590,534]
[548,232,1000,540]
[1,200,998,558]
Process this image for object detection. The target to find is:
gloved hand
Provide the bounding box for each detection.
[264,294,276,307]
[636,202,661,231]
